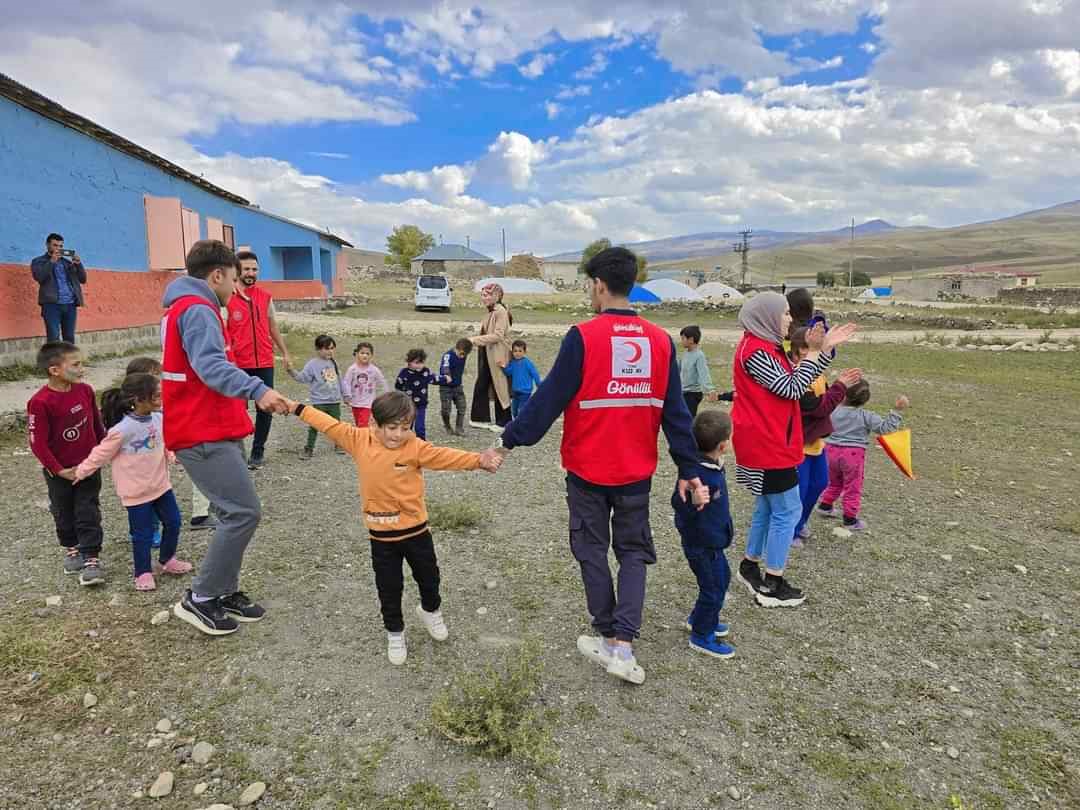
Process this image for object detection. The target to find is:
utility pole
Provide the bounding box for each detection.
[848,217,855,288]
[501,228,507,272]
[732,228,752,288]
[466,235,470,249]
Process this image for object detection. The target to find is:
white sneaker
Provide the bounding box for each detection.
[387,632,407,665]
[468,420,490,430]
[606,651,646,685]
[415,604,449,641]
[576,635,614,668]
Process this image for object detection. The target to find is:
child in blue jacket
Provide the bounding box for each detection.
[502,339,543,419]
[671,410,736,659]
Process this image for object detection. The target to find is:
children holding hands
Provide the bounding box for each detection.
[282,390,504,665]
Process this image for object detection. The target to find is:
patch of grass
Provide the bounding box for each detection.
[428,501,488,532]
[0,362,40,383]
[804,751,922,810]
[1053,509,1080,535]
[996,725,1078,801]
[380,781,457,810]
[613,785,654,804]
[431,641,557,768]
[0,620,99,704]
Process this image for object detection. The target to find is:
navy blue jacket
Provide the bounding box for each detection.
[31,254,86,306]
[396,366,436,408]
[501,309,699,491]
[671,457,734,549]
[437,349,466,387]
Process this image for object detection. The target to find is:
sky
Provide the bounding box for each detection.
[3,1,1080,259]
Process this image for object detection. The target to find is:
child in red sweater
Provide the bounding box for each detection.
[27,342,106,586]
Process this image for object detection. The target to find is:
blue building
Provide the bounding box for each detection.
[0,72,351,350]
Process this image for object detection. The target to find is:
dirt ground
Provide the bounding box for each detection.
[1,318,1078,810]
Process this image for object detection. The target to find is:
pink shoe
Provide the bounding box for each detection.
[134,572,156,591]
[155,557,193,575]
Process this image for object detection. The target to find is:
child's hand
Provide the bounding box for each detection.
[822,322,858,352]
[677,477,710,511]
[705,391,718,402]
[497,360,507,368]
[837,368,861,387]
[478,448,503,472]
[57,468,77,481]
[895,395,910,410]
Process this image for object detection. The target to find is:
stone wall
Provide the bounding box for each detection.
[998,286,1080,307]
[0,324,162,368]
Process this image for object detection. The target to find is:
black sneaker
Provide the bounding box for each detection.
[173,590,239,636]
[189,515,218,531]
[736,559,764,597]
[220,591,266,623]
[755,575,806,608]
[247,453,264,470]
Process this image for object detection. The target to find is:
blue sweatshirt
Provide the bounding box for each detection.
[503,356,542,394]
[671,457,734,549]
[501,309,700,491]
[437,349,466,387]
[396,367,436,407]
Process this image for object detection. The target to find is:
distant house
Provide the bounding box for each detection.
[892,268,1041,301]
[411,244,494,275]
[539,259,579,288]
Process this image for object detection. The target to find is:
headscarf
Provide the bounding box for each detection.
[481,282,512,326]
[737,292,787,344]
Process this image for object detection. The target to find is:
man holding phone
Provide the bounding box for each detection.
[31,232,86,342]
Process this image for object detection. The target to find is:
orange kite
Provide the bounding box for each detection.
[877,429,914,479]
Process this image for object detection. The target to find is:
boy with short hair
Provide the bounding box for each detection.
[27,341,107,585]
[671,410,736,659]
[437,338,473,436]
[502,339,543,419]
[287,391,503,665]
[678,325,732,417]
[395,349,437,440]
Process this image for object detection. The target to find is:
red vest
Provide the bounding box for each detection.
[730,332,804,469]
[561,313,672,486]
[162,295,253,451]
[226,285,275,369]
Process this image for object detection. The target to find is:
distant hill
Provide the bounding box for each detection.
[649,200,1080,286]
[545,219,909,263]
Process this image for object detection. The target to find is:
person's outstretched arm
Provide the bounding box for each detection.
[528,358,542,389]
[180,307,270,401]
[500,328,583,449]
[294,402,364,452]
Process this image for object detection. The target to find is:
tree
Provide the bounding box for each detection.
[635,253,648,283]
[385,225,435,273]
[851,270,873,287]
[816,271,836,288]
[578,238,612,274]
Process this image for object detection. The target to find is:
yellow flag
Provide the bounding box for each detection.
[877,429,914,479]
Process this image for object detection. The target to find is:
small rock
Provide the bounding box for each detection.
[86,629,99,638]
[202,805,234,810]
[45,595,62,607]
[150,610,170,626]
[148,771,175,798]
[156,718,172,733]
[192,741,215,765]
[476,607,488,616]
[147,738,164,749]
[727,785,742,801]
[1042,612,1052,622]
[831,526,852,539]
[194,782,209,796]
[220,672,234,688]
[968,544,989,553]
[131,790,144,799]
[920,658,939,670]
[947,746,960,760]
[940,554,953,562]
[33,608,49,619]
[108,594,124,607]
[960,708,975,719]
[913,594,930,603]
[485,579,497,590]
[237,781,266,806]
[83,692,98,709]
[1013,564,1028,575]
[945,521,959,529]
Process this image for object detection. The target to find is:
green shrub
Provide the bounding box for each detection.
[431,642,556,767]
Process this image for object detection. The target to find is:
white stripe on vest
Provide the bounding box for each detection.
[579,397,664,409]
[161,371,187,382]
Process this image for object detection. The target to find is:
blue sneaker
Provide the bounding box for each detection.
[689,634,735,659]
[684,617,730,638]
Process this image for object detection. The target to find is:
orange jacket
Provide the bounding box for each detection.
[299,406,481,541]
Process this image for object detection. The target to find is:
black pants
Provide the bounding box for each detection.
[440,385,467,431]
[370,531,441,632]
[470,351,512,426]
[683,391,703,417]
[43,469,103,556]
[242,367,275,457]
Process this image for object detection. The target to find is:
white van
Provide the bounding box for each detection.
[415,274,452,311]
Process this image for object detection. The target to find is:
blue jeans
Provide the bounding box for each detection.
[42,303,78,343]
[682,542,730,638]
[511,391,531,419]
[127,490,182,576]
[794,452,829,536]
[745,485,801,573]
[414,405,427,440]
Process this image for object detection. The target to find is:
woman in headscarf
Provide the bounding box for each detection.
[468,282,513,430]
[729,292,856,608]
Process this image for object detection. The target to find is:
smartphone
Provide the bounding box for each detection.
[61,249,76,258]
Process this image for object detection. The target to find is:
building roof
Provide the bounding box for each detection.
[1,72,248,205]
[415,244,494,262]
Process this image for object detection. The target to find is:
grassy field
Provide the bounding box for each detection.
[1,318,1078,809]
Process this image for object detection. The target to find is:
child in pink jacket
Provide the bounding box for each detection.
[75,373,192,590]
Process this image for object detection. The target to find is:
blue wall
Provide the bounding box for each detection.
[0,97,340,292]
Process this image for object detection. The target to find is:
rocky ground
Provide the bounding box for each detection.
[1,327,1078,810]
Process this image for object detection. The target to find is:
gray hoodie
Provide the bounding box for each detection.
[162,276,271,403]
[825,405,903,449]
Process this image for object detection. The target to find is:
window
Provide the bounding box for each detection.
[949,278,962,292]
[144,195,185,270]
[222,225,235,250]
[419,275,448,289]
[181,208,200,255]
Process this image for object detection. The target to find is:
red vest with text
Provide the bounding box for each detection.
[730,332,803,469]
[162,296,253,451]
[561,313,672,486]
[226,286,275,369]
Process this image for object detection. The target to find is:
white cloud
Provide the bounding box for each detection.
[574,52,609,80]
[478,132,551,190]
[380,164,475,203]
[545,101,563,119]
[519,53,556,79]
[555,84,592,99]
[308,152,351,159]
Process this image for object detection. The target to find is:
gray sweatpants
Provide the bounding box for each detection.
[439,384,467,431]
[566,477,656,642]
[176,439,261,599]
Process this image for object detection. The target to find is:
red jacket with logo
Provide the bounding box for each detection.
[731,332,804,469]
[226,286,275,369]
[560,313,672,486]
[162,296,253,451]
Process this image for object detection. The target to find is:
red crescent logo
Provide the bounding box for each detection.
[624,341,643,363]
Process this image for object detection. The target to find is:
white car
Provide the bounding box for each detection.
[415,274,452,311]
